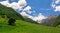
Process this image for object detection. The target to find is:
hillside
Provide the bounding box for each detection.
[0,4,24,20]
[0,4,36,23]
[0,18,60,33]
[0,4,60,33]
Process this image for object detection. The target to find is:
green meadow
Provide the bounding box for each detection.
[0,18,60,33]
[0,4,60,33]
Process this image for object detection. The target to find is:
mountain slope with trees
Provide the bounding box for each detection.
[0,4,60,33]
[0,4,24,20]
[52,15,60,27]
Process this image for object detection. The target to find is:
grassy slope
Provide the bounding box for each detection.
[0,18,60,33]
[0,4,35,23]
[0,4,24,20]
[0,4,60,33]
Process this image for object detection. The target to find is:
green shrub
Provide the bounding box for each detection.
[8,18,16,26]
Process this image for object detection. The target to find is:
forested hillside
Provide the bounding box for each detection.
[0,4,24,20]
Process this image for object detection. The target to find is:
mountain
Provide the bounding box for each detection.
[1,3,60,27]
[0,4,36,24]
[0,4,24,20]
[0,4,60,33]
[52,15,60,27]
[40,15,57,26]
[36,15,60,27]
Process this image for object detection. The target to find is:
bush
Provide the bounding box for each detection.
[8,18,16,26]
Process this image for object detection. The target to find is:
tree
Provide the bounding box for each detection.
[8,18,16,26]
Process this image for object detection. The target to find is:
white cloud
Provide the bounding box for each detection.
[23,6,32,14]
[0,1,9,7]
[0,0,47,23]
[20,11,33,18]
[20,11,28,16]
[0,0,33,19]
[0,0,27,10]
[23,6,31,11]
[51,0,60,12]
[20,12,47,23]
[18,0,27,6]
[55,6,60,11]
[33,13,47,21]
[27,11,32,14]
[55,0,60,4]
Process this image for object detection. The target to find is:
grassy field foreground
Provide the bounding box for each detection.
[0,18,60,33]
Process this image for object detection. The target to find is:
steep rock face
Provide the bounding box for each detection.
[41,15,57,26]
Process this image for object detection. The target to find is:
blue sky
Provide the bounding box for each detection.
[26,0,60,16]
[0,0,60,17]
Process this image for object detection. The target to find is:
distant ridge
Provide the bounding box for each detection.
[41,15,57,26]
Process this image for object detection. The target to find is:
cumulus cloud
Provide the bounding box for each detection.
[23,6,31,11]
[33,13,47,21]
[23,6,32,14]
[0,0,27,10]
[0,1,9,6]
[51,0,60,12]
[0,0,32,14]
[20,11,33,20]
[55,0,60,4]
[55,6,60,11]
[0,0,47,23]
[20,11,28,16]
[20,12,47,23]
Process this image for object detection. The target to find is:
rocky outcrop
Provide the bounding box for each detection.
[41,15,57,26]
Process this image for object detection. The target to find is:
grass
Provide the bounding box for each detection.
[0,18,60,33]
